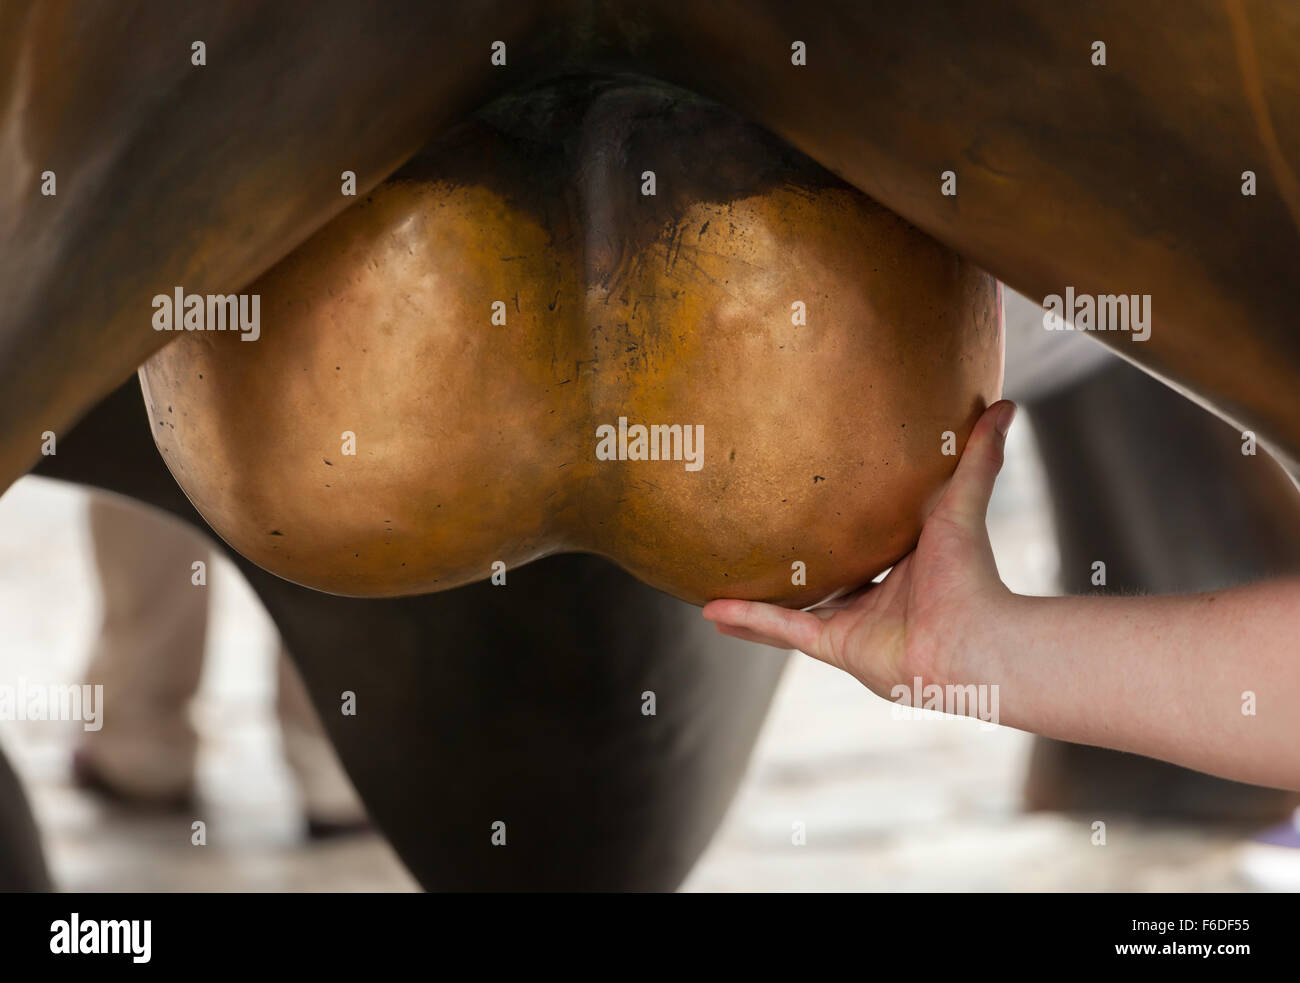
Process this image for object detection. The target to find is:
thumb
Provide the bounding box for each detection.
[932,400,1017,526]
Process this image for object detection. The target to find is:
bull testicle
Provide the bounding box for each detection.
[139,79,1002,607]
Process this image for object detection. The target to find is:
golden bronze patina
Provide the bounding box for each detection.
[139,82,1002,606]
[3,2,1298,498]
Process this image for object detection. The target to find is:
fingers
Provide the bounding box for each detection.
[932,399,1017,527]
[712,622,793,647]
[702,599,827,657]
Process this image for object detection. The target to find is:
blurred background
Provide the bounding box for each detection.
[0,288,1296,892]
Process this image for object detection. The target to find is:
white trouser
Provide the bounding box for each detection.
[79,494,364,824]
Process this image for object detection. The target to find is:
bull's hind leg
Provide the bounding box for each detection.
[248,554,787,890]
[35,379,787,889]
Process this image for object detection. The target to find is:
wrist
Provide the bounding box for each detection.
[909,581,1015,693]
[885,582,1015,727]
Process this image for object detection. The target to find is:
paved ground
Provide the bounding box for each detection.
[0,422,1290,891]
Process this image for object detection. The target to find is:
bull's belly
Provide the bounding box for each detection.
[139,77,1002,607]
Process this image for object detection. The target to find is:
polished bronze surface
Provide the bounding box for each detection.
[140,81,1002,606]
[0,1,541,495]
[4,2,1299,501]
[626,1,1300,467]
[3,1,1297,894]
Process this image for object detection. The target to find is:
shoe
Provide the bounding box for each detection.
[70,747,194,812]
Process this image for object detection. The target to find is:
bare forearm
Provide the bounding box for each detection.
[971,579,1300,790]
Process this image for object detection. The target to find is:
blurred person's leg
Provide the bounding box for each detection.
[0,748,51,890]
[73,495,206,806]
[275,649,367,836]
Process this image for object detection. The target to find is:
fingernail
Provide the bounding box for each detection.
[995,403,1017,436]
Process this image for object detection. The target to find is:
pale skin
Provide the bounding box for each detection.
[703,401,1300,792]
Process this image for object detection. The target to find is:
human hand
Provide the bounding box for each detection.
[703,400,1018,699]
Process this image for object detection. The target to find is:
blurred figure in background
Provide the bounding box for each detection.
[74,495,367,837]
